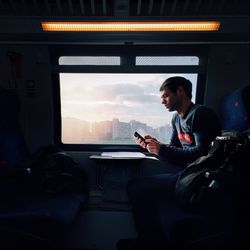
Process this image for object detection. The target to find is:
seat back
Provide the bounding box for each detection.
[219,85,250,249]
[220,85,250,132]
[0,87,29,167]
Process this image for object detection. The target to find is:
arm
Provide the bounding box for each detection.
[139,133,206,164]
[145,114,182,155]
[158,132,208,164]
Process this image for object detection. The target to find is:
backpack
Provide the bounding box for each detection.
[19,145,89,195]
[175,134,250,214]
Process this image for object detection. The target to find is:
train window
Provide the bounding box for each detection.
[59,72,197,145]
[59,56,121,65]
[53,46,206,150]
[136,56,199,66]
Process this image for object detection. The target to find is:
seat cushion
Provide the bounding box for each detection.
[0,192,87,225]
[158,199,231,246]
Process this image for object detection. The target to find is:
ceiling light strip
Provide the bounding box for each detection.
[41,21,220,32]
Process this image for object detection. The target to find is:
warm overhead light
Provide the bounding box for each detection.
[41,21,220,32]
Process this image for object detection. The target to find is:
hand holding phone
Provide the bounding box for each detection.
[134,131,146,143]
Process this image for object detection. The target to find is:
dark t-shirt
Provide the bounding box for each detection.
[158,103,221,166]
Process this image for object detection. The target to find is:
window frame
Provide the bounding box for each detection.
[51,45,208,151]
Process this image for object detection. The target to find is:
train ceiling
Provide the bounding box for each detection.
[0,0,249,18]
[0,0,250,44]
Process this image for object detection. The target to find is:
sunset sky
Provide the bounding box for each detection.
[60,73,197,128]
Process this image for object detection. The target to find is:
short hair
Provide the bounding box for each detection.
[159,76,192,99]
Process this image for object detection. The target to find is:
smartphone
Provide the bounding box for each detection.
[134,131,146,142]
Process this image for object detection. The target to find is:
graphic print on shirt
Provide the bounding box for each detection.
[178,131,194,144]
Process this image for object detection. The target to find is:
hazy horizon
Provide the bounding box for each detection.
[60,73,197,129]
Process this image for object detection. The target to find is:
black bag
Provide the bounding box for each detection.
[21,145,88,195]
[175,135,249,213]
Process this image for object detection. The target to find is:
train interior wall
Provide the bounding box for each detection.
[0,43,250,249]
[1,44,250,152]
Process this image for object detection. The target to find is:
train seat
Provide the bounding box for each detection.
[156,85,250,249]
[0,87,89,246]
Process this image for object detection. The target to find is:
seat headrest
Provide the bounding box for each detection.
[220,85,250,132]
[0,87,29,167]
[0,87,20,126]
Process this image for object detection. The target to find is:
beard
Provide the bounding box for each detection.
[165,103,177,112]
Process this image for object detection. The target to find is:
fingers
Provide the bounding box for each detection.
[144,135,153,139]
[135,135,159,151]
[146,140,161,155]
[136,138,147,148]
[145,138,157,144]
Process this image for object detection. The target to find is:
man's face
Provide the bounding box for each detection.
[160,87,180,112]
